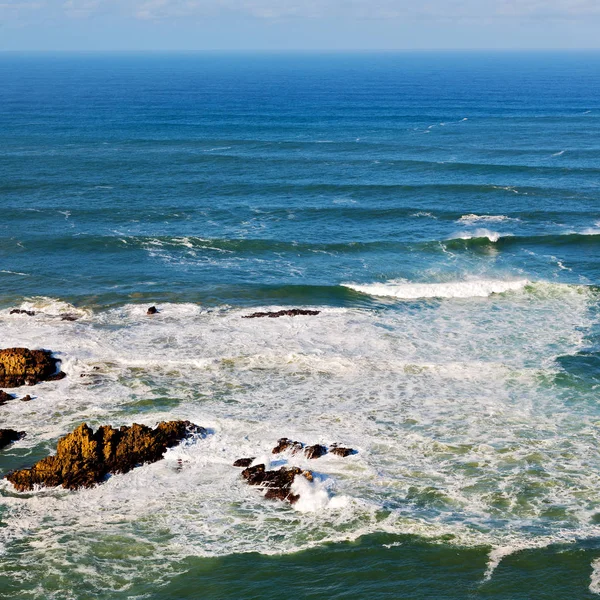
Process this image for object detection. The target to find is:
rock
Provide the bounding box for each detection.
[233,457,255,467]
[0,348,64,388]
[10,309,35,317]
[0,429,25,450]
[60,314,79,322]
[330,445,355,457]
[5,420,205,491]
[242,309,320,319]
[241,464,313,504]
[304,444,327,459]
[147,306,158,315]
[0,390,15,405]
[20,395,33,402]
[272,438,304,454]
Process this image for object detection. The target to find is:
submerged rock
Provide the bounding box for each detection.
[233,457,255,467]
[242,309,320,319]
[60,314,79,322]
[0,429,25,450]
[147,306,158,315]
[304,444,328,459]
[0,348,65,388]
[10,309,35,317]
[6,420,204,491]
[20,395,33,402]
[272,438,304,454]
[241,464,313,504]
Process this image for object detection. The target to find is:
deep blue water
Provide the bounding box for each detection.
[1,52,600,599]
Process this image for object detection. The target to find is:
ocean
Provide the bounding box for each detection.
[0,51,599,599]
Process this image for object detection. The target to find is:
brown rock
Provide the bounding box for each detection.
[0,348,64,388]
[272,438,304,454]
[0,429,25,450]
[304,444,327,459]
[10,309,35,317]
[242,309,320,319]
[330,446,355,457]
[5,420,205,491]
[241,464,313,504]
[233,457,255,467]
[0,390,15,405]
[20,395,33,402]
[147,306,158,315]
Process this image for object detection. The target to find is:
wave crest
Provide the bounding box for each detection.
[343,279,529,299]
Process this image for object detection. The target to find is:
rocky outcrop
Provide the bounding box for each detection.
[241,464,313,504]
[233,457,255,467]
[272,438,354,459]
[6,420,204,491]
[0,390,15,405]
[0,429,25,450]
[10,309,35,317]
[0,348,65,388]
[147,306,158,315]
[242,309,320,319]
[304,444,327,459]
[330,445,355,457]
[272,438,304,454]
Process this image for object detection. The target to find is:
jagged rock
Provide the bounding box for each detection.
[330,445,355,457]
[233,457,255,467]
[20,395,33,402]
[242,309,320,319]
[0,348,65,388]
[6,420,204,491]
[10,309,35,317]
[304,444,328,459]
[147,306,158,315]
[0,429,25,450]
[241,464,313,504]
[272,438,304,454]
[0,390,15,405]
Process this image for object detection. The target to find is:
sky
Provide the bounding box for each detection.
[1,0,600,51]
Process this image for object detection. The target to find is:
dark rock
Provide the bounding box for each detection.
[272,438,304,455]
[10,309,35,317]
[0,390,15,405]
[0,348,64,388]
[233,457,255,468]
[61,314,79,322]
[241,464,313,504]
[304,444,328,459]
[330,445,355,457]
[5,420,205,492]
[0,429,25,450]
[147,306,158,315]
[243,309,320,319]
[20,395,33,402]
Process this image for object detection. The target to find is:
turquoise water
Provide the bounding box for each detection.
[0,52,599,598]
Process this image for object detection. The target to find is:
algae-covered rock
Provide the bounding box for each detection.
[6,420,204,491]
[0,348,65,388]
